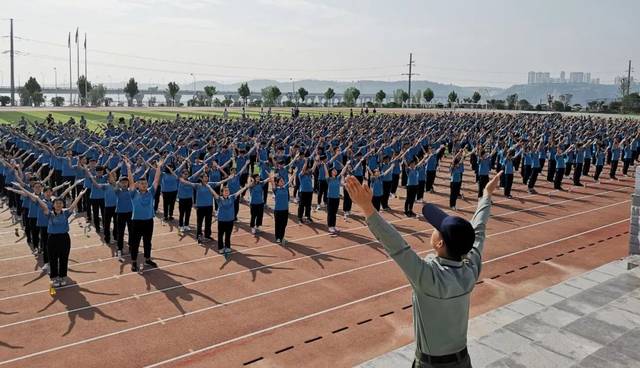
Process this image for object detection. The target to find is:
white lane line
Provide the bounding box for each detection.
[0,187,628,301]
[143,218,630,368]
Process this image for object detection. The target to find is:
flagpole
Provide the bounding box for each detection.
[68,32,72,106]
[76,27,80,106]
[84,33,88,106]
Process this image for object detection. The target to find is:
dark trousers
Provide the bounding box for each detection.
[522,165,532,184]
[610,160,619,178]
[554,168,565,189]
[154,186,161,212]
[405,185,417,213]
[130,219,154,261]
[547,159,556,181]
[372,195,382,211]
[582,159,591,176]
[39,226,49,264]
[391,173,400,194]
[28,217,39,249]
[594,165,603,181]
[477,175,489,198]
[573,163,583,184]
[250,203,264,228]
[317,180,328,205]
[343,188,353,212]
[412,354,471,368]
[89,198,105,230]
[116,212,132,251]
[504,173,514,197]
[327,197,339,227]
[196,206,213,237]
[623,158,632,175]
[382,180,392,209]
[450,181,462,208]
[217,221,233,250]
[178,198,192,227]
[425,170,437,192]
[274,210,288,240]
[566,162,573,176]
[416,180,426,201]
[528,167,540,189]
[103,206,117,243]
[162,191,177,219]
[48,233,71,279]
[84,188,92,220]
[298,192,312,220]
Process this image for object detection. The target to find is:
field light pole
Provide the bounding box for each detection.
[290,78,295,106]
[54,67,58,101]
[190,73,196,104]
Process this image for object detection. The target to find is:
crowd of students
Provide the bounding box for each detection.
[0,111,637,290]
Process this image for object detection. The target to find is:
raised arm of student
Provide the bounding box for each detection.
[152,158,164,191]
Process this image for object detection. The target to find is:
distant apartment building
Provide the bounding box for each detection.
[527,70,595,84]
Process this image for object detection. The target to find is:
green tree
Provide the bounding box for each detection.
[414,89,422,106]
[0,96,11,106]
[261,85,282,106]
[344,87,360,107]
[324,88,335,107]
[375,90,386,106]
[203,86,217,106]
[238,82,250,106]
[123,77,139,107]
[622,92,640,113]
[393,89,406,104]
[77,75,93,105]
[401,91,410,105]
[448,90,458,104]
[423,88,434,103]
[472,91,481,104]
[87,84,106,106]
[517,99,532,110]
[167,82,180,107]
[297,87,309,103]
[18,77,43,106]
[552,100,565,111]
[506,93,518,109]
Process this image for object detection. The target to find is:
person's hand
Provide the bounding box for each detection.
[344,176,375,217]
[484,171,503,198]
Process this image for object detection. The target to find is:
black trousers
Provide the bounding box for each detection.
[416,180,426,201]
[327,197,339,227]
[372,195,382,211]
[610,160,619,178]
[547,159,556,181]
[477,175,489,198]
[382,180,392,209]
[425,170,437,192]
[582,159,591,176]
[84,188,92,220]
[217,221,233,250]
[250,203,264,228]
[504,173,514,197]
[522,165,532,184]
[196,206,213,237]
[391,173,400,194]
[594,165,603,181]
[116,212,132,251]
[178,198,193,227]
[130,219,154,261]
[48,233,71,279]
[39,226,49,264]
[28,217,39,250]
[89,198,105,230]
[162,191,177,219]
[623,158,632,175]
[343,187,353,212]
[450,181,462,208]
[554,168,565,189]
[573,163,583,184]
[317,180,328,205]
[154,185,161,212]
[103,206,117,243]
[565,162,573,176]
[528,167,540,189]
[405,185,417,213]
[298,192,312,220]
[274,210,288,240]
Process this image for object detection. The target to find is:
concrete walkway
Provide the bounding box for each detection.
[357,256,640,368]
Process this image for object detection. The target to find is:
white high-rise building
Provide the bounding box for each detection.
[560,71,566,83]
[528,71,536,84]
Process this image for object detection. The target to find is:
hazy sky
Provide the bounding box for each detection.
[1,0,638,88]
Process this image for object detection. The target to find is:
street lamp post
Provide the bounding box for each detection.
[290,78,295,106]
[54,67,58,102]
[190,73,196,105]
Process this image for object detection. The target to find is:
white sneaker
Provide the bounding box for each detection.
[116,250,125,262]
[184,225,191,231]
[251,227,256,235]
[58,277,67,287]
[52,278,61,288]
[315,205,320,211]
[42,263,50,273]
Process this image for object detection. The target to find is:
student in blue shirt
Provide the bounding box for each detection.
[181,169,229,244]
[343,156,365,218]
[501,147,520,198]
[88,169,119,244]
[113,176,133,262]
[425,145,444,194]
[572,142,585,187]
[622,139,634,176]
[296,155,318,223]
[160,163,180,222]
[609,140,622,179]
[593,144,606,182]
[271,174,290,244]
[449,150,466,210]
[124,156,163,273]
[366,165,393,211]
[213,182,250,253]
[476,146,494,198]
[24,184,86,288]
[546,141,557,182]
[325,162,348,234]
[554,145,574,190]
[248,173,271,235]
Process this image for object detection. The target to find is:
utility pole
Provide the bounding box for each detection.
[54,67,58,101]
[402,53,418,108]
[10,18,15,106]
[627,60,632,96]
